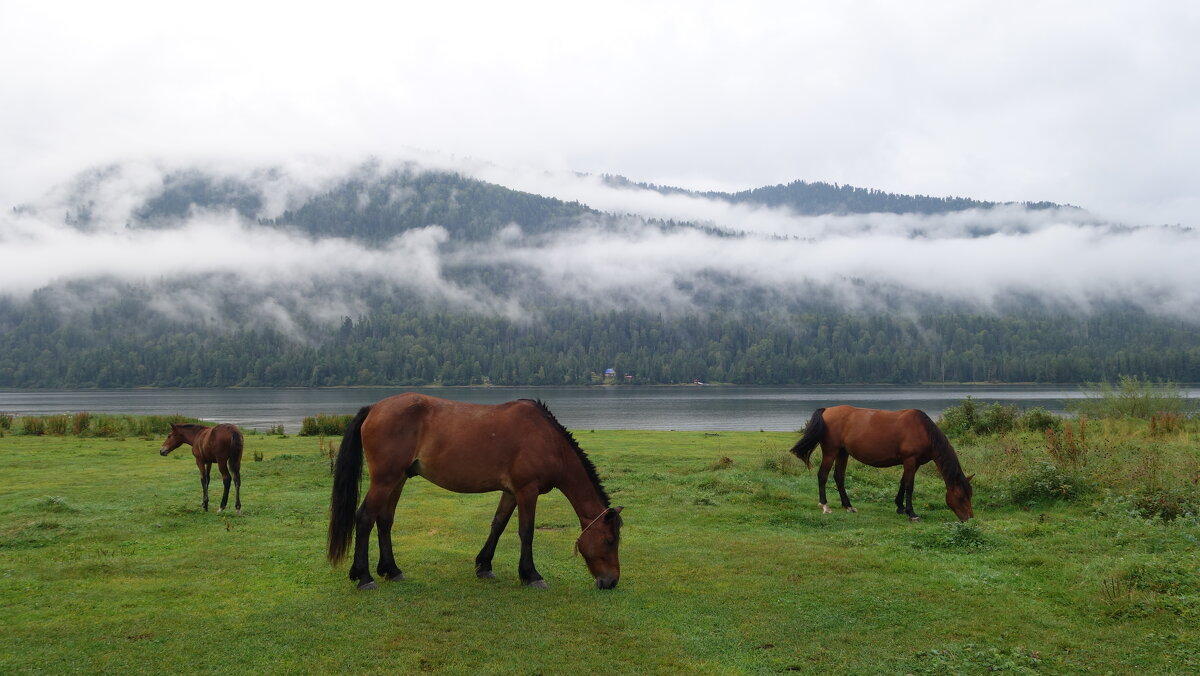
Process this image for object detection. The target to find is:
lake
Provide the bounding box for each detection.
[0,385,1121,433]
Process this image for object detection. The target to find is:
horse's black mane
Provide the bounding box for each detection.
[173,423,209,432]
[917,412,973,498]
[523,399,612,507]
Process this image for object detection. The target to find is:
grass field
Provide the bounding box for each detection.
[2,424,1198,674]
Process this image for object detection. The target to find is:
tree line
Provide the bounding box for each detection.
[1,298,1197,388]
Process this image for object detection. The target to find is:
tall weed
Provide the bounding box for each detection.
[1068,375,1195,419]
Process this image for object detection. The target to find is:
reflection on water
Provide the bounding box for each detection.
[0,384,1136,432]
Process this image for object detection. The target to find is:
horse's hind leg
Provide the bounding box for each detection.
[475,492,516,579]
[816,452,837,514]
[216,459,232,513]
[375,478,407,582]
[230,460,241,514]
[833,452,856,513]
[349,480,393,590]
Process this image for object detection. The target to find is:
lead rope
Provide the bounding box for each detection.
[573,507,612,556]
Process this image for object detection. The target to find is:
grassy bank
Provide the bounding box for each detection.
[1,426,1198,674]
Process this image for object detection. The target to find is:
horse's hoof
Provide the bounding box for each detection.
[909,516,921,522]
[477,570,496,579]
[846,506,858,513]
[386,571,406,582]
[524,579,548,589]
[357,580,378,590]
[820,504,833,514]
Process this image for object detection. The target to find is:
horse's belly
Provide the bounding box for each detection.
[412,464,507,494]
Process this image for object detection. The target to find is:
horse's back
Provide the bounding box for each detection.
[823,405,933,466]
[360,394,562,494]
[194,423,242,463]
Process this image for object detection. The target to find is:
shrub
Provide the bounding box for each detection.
[761,452,805,476]
[72,412,91,435]
[1067,375,1195,420]
[44,414,71,436]
[300,413,353,437]
[940,397,1019,436]
[1008,460,1090,506]
[0,412,13,431]
[910,521,989,551]
[1129,485,1200,522]
[20,416,45,435]
[1020,407,1062,434]
[1045,418,1089,466]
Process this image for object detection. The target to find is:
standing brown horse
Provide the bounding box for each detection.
[159,423,244,514]
[789,406,973,521]
[327,394,623,590]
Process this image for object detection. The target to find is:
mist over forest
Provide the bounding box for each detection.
[2,158,1198,387]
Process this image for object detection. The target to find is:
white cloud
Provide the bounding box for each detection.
[3,160,1196,332]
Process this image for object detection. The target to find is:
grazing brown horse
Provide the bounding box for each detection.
[159,423,244,514]
[327,394,623,590]
[789,406,973,521]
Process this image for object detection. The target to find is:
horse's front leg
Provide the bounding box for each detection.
[833,451,856,512]
[476,492,516,579]
[515,489,546,588]
[817,452,837,514]
[375,478,407,582]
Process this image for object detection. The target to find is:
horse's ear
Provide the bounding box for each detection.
[610,506,623,516]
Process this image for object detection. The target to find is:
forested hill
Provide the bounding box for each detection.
[125,165,601,243]
[602,175,1069,215]
[5,160,1194,389]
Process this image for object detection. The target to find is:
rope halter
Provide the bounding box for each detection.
[574,507,613,556]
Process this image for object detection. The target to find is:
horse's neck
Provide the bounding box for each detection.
[180,427,203,446]
[556,461,608,524]
[930,450,960,485]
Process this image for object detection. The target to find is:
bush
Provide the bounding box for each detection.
[20,416,45,435]
[940,397,1019,437]
[910,521,989,551]
[1067,375,1195,420]
[44,414,70,436]
[1009,460,1090,506]
[300,413,353,437]
[72,412,91,435]
[1130,486,1200,522]
[1020,407,1062,433]
[0,413,13,432]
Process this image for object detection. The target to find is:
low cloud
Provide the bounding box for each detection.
[2,158,1196,336]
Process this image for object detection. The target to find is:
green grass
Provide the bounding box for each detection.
[1,429,1198,674]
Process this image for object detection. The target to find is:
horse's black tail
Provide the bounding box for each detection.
[229,427,244,467]
[789,408,827,468]
[916,411,973,499]
[328,405,372,564]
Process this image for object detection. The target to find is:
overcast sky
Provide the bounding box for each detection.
[2,1,1197,226]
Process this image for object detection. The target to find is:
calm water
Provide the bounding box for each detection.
[0,385,1121,433]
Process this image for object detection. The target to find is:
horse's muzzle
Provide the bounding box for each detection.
[595,576,619,590]
[159,448,171,456]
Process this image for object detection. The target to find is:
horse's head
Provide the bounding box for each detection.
[576,506,623,589]
[159,424,186,456]
[946,474,975,521]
